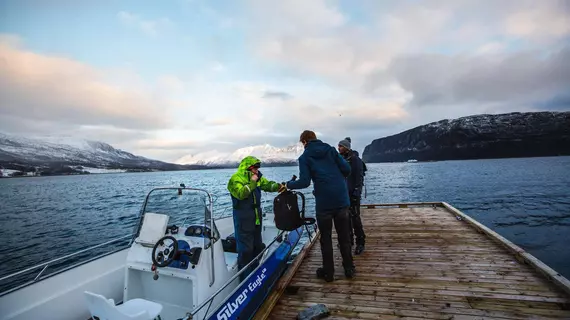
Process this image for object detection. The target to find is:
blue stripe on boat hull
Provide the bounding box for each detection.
[208,226,304,320]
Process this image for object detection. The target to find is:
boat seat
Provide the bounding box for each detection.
[84,291,163,320]
[134,213,169,248]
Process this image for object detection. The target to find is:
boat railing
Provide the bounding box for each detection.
[186,230,287,320]
[0,234,132,297]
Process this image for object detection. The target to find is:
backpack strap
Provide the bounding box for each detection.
[291,191,315,225]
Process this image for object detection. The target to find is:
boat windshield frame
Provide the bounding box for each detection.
[129,186,218,286]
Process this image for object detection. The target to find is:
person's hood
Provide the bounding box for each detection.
[305,139,335,159]
[237,156,261,173]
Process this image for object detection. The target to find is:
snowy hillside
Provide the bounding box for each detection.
[176,143,304,167]
[363,111,570,162]
[0,133,190,171]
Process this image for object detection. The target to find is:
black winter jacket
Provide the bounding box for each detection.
[344,150,364,199]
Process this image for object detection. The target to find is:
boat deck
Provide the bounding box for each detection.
[254,203,570,319]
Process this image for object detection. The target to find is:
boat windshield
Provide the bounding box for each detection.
[131,186,216,242]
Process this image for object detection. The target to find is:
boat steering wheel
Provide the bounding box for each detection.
[151,235,178,268]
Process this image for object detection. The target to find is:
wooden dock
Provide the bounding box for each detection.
[254,202,570,319]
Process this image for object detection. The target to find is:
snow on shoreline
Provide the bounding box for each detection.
[80,167,127,174]
[0,169,21,176]
[0,167,127,177]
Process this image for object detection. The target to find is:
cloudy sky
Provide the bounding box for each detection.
[1,0,569,162]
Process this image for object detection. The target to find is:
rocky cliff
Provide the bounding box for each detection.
[362,111,570,163]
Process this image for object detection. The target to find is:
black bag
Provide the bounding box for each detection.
[273,190,315,231]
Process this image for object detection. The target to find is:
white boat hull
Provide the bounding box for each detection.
[0,186,306,320]
[0,216,285,320]
[1,249,127,320]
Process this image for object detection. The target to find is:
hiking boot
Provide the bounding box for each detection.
[354,244,365,255]
[316,268,334,282]
[344,266,356,279]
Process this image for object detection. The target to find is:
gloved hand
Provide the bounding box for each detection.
[350,188,361,203]
[278,182,287,193]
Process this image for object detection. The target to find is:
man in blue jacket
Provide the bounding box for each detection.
[338,137,366,255]
[286,130,356,282]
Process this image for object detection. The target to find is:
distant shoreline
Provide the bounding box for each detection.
[3,155,570,179]
[0,162,299,178]
[364,154,570,164]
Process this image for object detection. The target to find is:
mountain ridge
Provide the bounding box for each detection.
[0,133,206,175]
[176,143,304,168]
[0,133,304,176]
[362,111,570,163]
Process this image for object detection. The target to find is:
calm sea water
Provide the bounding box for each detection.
[1,157,569,293]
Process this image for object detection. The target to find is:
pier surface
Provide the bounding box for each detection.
[255,203,570,319]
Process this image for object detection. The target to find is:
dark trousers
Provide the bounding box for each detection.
[233,213,264,281]
[349,197,366,246]
[316,206,354,276]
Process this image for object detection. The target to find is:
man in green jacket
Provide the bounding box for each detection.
[227,156,285,280]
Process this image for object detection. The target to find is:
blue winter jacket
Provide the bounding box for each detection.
[286,139,351,213]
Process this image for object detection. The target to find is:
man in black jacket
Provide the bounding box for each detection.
[338,137,366,255]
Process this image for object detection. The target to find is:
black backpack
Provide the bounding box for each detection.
[273,191,315,231]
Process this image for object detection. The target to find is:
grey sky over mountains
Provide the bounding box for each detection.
[0,0,568,162]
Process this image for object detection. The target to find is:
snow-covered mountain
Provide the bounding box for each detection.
[176,143,304,167]
[363,111,570,162]
[0,133,188,171]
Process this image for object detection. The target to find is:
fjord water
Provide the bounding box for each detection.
[1,156,569,293]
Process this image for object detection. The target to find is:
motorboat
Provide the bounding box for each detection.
[0,185,314,320]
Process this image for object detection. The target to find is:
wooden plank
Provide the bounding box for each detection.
[258,202,570,319]
[442,202,570,296]
[288,278,567,298]
[293,270,552,285]
[278,296,570,319]
[362,202,443,209]
[292,273,563,294]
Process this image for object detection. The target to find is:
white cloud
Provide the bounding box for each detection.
[156,75,186,94]
[243,1,569,116]
[247,0,345,35]
[205,118,234,126]
[246,0,570,85]
[0,37,171,131]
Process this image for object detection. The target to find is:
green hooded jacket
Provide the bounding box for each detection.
[227,156,281,225]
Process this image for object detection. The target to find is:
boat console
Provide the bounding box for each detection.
[117,186,281,319]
